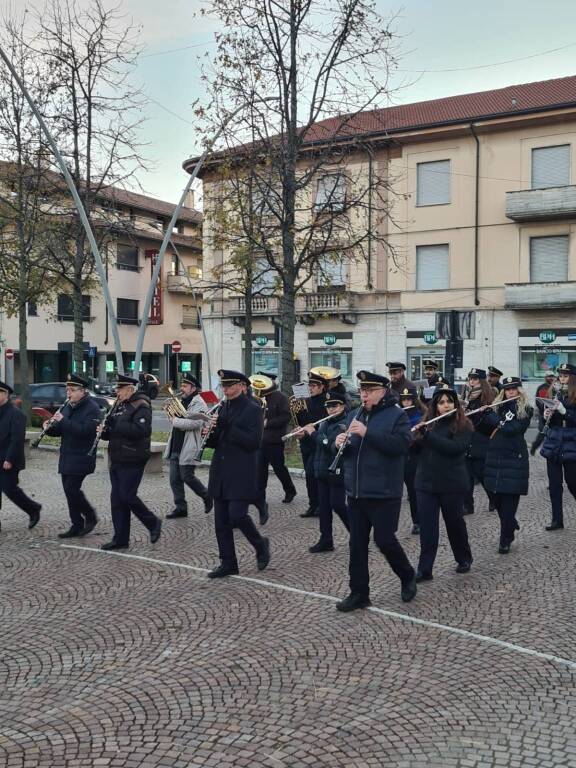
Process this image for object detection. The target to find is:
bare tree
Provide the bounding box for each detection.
[36,0,147,372]
[0,12,62,416]
[196,0,401,391]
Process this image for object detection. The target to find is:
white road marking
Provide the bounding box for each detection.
[62,544,576,672]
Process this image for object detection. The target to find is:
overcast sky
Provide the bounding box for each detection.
[9,0,576,205]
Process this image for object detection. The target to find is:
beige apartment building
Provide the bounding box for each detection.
[186,74,576,394]
[0,186,203,386]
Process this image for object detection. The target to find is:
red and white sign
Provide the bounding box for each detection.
[5,349,14,360]
[145,249,163,325]
[171,340,182,354]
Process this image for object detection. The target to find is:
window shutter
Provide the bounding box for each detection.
[531,145,570,189]
[416,244,449,290]
[530,236,569,283]
[416,160,451,206]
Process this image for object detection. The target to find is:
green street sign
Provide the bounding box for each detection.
[106,361,114,373]
[423,331,437,345]
[539,331,556,344]
[181,361,192,372]
[255,335,268,347]
[323,334,337,346]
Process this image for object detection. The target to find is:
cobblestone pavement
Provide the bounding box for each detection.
[1,451,576,768]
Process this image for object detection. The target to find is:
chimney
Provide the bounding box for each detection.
[184,189,195,210]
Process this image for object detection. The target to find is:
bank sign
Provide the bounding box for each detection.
[539,331,556,344]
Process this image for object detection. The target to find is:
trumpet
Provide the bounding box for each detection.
[31,399,71,448]
[163,386,189,418]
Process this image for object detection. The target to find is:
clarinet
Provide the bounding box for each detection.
[541,383,563,436]
[193,399,225,461]
[87,397,120,456]
[328,406,363,476]
[31,399,71,448]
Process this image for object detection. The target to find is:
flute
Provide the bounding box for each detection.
[411,408,457,432]
[466,395,520,418]
[281,413,338,442]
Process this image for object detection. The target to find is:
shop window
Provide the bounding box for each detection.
[408,350,445,382]
[520,348,576,380]
[251,349,279,377]
[309,349,353,389]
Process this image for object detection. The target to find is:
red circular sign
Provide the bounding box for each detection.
[171,340,182,353]
[5,349,14,360]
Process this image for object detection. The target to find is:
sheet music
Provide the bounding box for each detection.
[292,381,310,399]
[535,397,559,408]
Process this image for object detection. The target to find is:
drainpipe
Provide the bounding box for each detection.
[469,124,480,306]
[361,142,374,289]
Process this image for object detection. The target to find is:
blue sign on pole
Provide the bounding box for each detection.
[88,346,97,358]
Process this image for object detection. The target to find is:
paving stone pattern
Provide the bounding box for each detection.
[1,452,575,767]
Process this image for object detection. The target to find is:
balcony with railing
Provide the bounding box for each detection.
[506,186,576,221]
[505,281,576,309]
[166,272,203,295]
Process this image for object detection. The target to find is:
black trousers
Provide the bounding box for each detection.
[546,460,576,524]
[300,443,318,510]
[416,491,472,575]
[257,443,296,500]
[317,478,349,544]
[0,469,40,516]
[214,499,265,567]
[347,497,414,597]
[404,453,419,525]
[493,493,520,544]
[109,464,159,546]
[169,457,208,512]
[465,457,495,511]
[61,474,96,528]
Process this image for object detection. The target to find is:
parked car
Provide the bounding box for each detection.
[13,383,115,414]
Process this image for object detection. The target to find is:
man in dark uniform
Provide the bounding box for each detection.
[334,371,417,612]
[295,372,328,518]
[98,374,162,551]
[45,373,101,538]
[420,360,440,404]
[0,380,41,529]
[488,366,503,392]
[204,370,270,578]
[255,372,296,515]
[387,362,416,396]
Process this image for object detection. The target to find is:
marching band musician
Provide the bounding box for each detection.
[386,362,416,396]
[411,385,473,582]
[325,370,352,408]
[488,366,504,392]
[463,368,496,515]
[255,373,297,512]
[164,373,213,519]
[294,372,328,518]
[540,362,576,531]
[334,371,417,612]
[204,370,270,578]
[400,387,425,534]
[0,380,41,530]
[45,373,100,538]
[530,371,557,455]
[420,360,440,404]
[98,374,162,551]
[482,377,532,554]
[299,391,350,553]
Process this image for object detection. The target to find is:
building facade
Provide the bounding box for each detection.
[0,187,203,386]
[186,75,576,394]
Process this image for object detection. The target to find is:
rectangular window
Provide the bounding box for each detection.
[530,236,569,283]
[416,244,449,290]
[520,348,576,380]
[408,350,445,382]
[315,174,347,212]
[252,258,276,295]
[182,305,200,328]
[251,349,279,377]
[531,145,570,189]
[57,294,91,321]
[416,160,451,206]
[28,301,38,317]
[316,254,348,291]
[117,298,139,324]
[309,349,353,390]
[117,244,139,271]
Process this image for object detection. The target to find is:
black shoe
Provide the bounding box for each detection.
[336,593,371,612]
[166,509,188,519]
[300,507,319,518]
[58,526,85,539]
[411,523,420,535]
[415,570,433,582]
[282,490,297,503]
[489,502,496,512]
[257,537,271,571]
[498,542,511,554]
[259,503,269,526]
[150,519,162,544]
[455,561,471,573]
[81,516,98,536]
[208,563,239,579]
[308,540,334,553]
[101,541,129,551]
[203,496,214,514]
[28,505,41,530]
[401,576,417,602]
[546,521,564,531]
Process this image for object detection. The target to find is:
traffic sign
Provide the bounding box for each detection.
[5,349,14,360]
[88,346,97,358]
[171,340,182,353]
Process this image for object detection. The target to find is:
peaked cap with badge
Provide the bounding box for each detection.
[558,362,576,376]
[66,373,89,388]
[467,367,487,380]
[399,387,418,398]
[325,391,347,407]
[502,376,522,389]
[488,366,503,377]
[356,370,390,388]
[115,373,139,387]
[181,373,200,388]
[308,371,328,386]
[0,380,13,396]
[386,361,406,372]
[217,369,251,386]
[423,360,439,370]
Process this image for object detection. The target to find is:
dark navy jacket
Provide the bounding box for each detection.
[0,401,26,471]
[414,420,471,494]
[310,411,347,484]
[297,392,327,456]
[206,393,263,500]
[540,395,576,464]
[483,401,532,496]
[341,393,411,500]
[101,393,152,465]
[46,394,101,475]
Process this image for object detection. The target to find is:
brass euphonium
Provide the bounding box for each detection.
[249,374,274,411]
[308,365,340,382]
[163,386,189,418]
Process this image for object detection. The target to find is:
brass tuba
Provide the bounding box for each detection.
[308,366,340,382]
[249,374,274,409]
